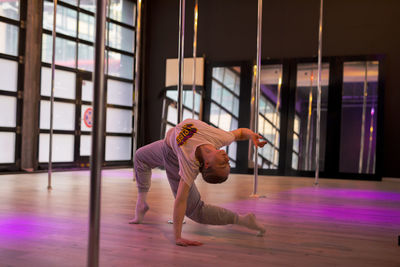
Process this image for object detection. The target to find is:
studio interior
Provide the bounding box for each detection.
[0,0,399,266]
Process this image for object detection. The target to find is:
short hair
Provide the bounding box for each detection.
[200,165,229,184]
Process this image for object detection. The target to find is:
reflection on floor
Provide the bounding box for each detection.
[0,169,399,266]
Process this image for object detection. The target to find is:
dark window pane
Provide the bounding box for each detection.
[339,61,379,174]
[292,63,329,171]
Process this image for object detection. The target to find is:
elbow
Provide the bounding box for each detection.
[241,128,245,139]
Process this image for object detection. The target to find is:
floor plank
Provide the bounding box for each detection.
[0,169,399,266]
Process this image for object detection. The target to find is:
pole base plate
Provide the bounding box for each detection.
[249,194,266,198]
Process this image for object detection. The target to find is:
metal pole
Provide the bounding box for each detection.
[372,142,376,174]
[271,75,281,167]
[48,0,58,191]
[177,0,186,123]
[252,0,262,196]
[249,65,257,167]
[87,0,107,266]
[191,0,198,119]
[366,107,374,173]
[314,0,323,185]
[133,0,143,180]
[305,70,313,170]
[358,61,368,174]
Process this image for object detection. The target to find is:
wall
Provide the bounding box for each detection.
[142,0,400,177]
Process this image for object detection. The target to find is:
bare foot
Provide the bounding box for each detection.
[257,228,266,237]
[129,202,149,224]
[240,213,266,236]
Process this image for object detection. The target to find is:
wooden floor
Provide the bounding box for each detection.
[0,169,399,267]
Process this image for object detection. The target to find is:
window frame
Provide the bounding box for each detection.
[0,2,26,171]
[205,56,385,181]
[37,0,137,170]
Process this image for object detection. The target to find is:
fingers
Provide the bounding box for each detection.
[252,134,268,148]
[257,141,267,148]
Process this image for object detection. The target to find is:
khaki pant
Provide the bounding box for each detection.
[134,140,238,225]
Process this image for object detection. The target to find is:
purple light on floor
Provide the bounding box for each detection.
[0,215,84,241]
[221,187,400,226]
[284,187,400,202]
[0,216,53,239]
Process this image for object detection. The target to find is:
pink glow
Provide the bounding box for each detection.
[222,187,400,226]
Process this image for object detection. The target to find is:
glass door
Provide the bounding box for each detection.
[291,63,330,171]
[257,64,283,170]
[339,61,379,174]
[205,56,383,180]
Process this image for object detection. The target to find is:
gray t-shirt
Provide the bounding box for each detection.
[165,119,235,186]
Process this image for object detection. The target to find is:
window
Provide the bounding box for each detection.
[161,89,202,137]
[292,114,300,169]
[39,0,137,167]
[339,61,379,174]
[205,57,383,180]
[257,65,282,169]
[291,63,329,171]
[39,66,76,163]
[209,67,240,168]
[0,1,22,167]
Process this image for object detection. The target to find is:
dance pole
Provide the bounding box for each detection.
[87,0,107,266]
[177,0,186,123]
[251,0,262,197]
[167,0,187,226]
[366,107,374,173]
[48,0,58,190]
[358,62,368,173]
[305,70,313,170]
[314,0,323,185]
[133,0,143,179]
[191,0,198,119]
